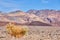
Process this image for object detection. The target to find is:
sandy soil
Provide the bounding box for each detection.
[0,26,60,40]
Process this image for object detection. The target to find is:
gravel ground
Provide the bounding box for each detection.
[0,26,60,40]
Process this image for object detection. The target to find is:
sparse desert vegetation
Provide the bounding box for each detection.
[6,23,28,38]
[0,0,60,40]
[0,25,60,40]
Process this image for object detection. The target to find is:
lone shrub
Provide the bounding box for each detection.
[6,23,28,38]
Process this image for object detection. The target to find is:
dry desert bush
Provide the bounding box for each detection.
[6,23,28,38]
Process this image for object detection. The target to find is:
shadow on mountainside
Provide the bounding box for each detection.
[26,21,52,26]
[0,21,52,26]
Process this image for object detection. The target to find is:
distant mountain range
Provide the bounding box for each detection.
[0,9,60,26]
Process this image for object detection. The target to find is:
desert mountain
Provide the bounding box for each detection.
[27,9,60,26]
[0,9,60,26]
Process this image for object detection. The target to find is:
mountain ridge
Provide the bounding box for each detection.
[0,9,60,26]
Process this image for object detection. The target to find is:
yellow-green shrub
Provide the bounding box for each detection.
[6,23,28,38]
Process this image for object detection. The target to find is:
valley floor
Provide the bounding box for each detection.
[0,26,60,40]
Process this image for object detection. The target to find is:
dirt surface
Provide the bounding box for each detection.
[0,26,60,40]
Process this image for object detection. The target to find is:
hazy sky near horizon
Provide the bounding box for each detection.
[0,0,60,12]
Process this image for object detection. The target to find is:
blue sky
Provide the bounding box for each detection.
[0,0,60,12]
